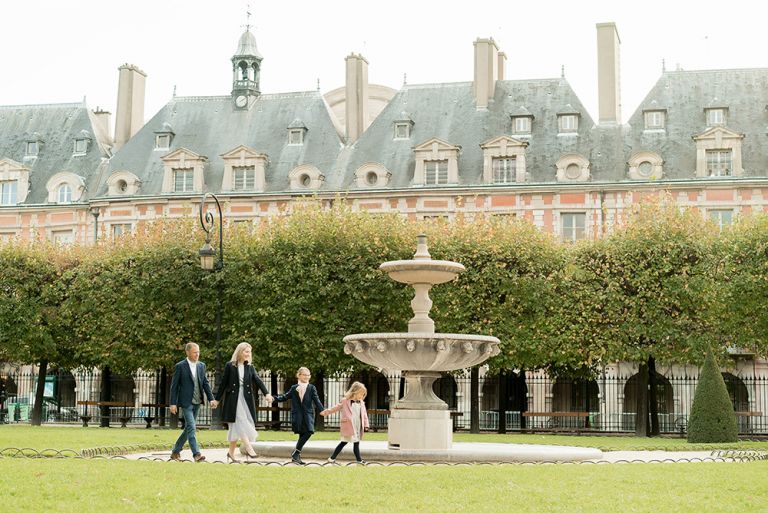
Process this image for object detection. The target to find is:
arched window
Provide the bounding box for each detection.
[57,184,72,204]
[552,377,599,429]
[622,372,674,431]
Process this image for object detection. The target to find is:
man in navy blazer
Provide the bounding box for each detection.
[169,342,218,462]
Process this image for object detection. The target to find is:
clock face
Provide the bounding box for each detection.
[235,95,247,107]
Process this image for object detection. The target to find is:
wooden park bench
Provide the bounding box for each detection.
[522,411,591,431]
[76,400,134,427]
[255,406,290,430]
[141,403,169,429]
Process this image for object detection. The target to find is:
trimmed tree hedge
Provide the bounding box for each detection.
[687,352,738,443]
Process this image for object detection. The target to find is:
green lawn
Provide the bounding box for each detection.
[2,425,767,512]
[1,458,767,513]
[2,424,767,452]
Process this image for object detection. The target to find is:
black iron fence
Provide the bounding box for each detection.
[1,366,767,435]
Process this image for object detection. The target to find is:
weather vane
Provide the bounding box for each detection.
[243,4,252,32]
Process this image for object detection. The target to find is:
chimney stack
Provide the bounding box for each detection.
[596,22,621,125]
[113,64,147,150]
[92,108,112,141]
[473,38,500,110]
[497,51,507,82]
[345,53,369,144]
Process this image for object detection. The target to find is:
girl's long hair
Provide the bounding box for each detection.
[344,381,367,400]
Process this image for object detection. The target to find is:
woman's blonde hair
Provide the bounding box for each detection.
[296,366,310,378]
[230,342,252,364]
[344,381,367,400]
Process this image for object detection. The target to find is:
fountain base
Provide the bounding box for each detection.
[388,409,452,450]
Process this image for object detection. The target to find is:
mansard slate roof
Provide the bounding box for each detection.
[0,102,109,205]
[101,92,344,197]
[341,78,617,189]
[626,68,768,180]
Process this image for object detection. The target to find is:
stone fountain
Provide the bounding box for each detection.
[343,235,500,450]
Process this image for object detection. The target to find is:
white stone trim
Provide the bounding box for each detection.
[288,164,324,190]
[160,148,207,194]
[692,126,745,177]
[555,154,590,182]
[413,138,460,186]
[106,171,142,196]
[355,162,391,188]
[46,171,86,203]
[627,151,664,180]
[220,145,268,192]
[480,135,528,183]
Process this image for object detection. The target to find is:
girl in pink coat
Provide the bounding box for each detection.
[322,381,370,464]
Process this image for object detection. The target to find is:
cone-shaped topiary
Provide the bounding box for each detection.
[687,352,738,443]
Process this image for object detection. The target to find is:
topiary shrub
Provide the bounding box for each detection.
[687,352,738,443]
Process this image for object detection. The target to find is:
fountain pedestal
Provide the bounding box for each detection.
[343,235,500,451]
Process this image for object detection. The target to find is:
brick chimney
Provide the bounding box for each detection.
[113,64,146,150]
[345,53,369,144]
[596,22,621,125]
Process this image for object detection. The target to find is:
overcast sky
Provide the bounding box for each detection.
[2,1,765,127]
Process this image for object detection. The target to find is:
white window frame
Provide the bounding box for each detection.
[706,108,727,126]
[706,149,732,177]
[155,134,171,150]
[561,212,586,243]
[424,160,448,185]
[51,229,75,245]
[111,223,132,238]
[173,168,195,192]
[0,180,18,205]
[644,110,666,130]
[558,114,578,133]
[233,165,256,191]
[492,157,516,184]
[57,184,73,204]
[512,116,532,135]
[709,209,734,230]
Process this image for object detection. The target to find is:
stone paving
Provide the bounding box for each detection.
[123,440,743,465]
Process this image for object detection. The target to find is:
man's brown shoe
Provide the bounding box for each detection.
[193,453,206,462]
[169,452,181,461]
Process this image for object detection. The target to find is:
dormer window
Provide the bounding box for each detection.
[287,119,308,146]
[512,116,532,135]
[424,160,448,185]
[558,114,578,133]
[73,138,88,156]
[154,122,175,151]
[644,110,666,130]
[233,165,256,190]
[706,108,727,126]
[155,134,171,150]
[706,149,732,176]
[0,180,18,205]
[288,129,304,145]
[57,184,73,204]
[173,168,195,192]
[394,122,411,139]
[25,141,39,157]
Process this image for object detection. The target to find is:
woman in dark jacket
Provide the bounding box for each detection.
[214,343,273,462]
[275,366,325,465]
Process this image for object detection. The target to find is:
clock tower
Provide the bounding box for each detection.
[231,28,262,110]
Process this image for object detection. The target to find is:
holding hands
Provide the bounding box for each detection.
[319,409,329,416]
[265,394,274,404]
[210,400,219,409]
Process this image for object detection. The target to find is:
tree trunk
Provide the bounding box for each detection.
[100,366,111,427]
[635,362,649,437]
[648,355,660,437]
[30,359,48,426]
[470,367,479,433]
[519,370,528,430]
[159,367,168,427]
[315,369,325,431]
[270,372,279,430]
[498,371,507,434]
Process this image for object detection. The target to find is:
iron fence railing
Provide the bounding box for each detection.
[1,366,767,435]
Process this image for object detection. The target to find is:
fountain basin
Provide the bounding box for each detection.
[379,260,465,285]
[343,333,500,371]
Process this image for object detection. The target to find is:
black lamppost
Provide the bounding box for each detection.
[198,193,223,429]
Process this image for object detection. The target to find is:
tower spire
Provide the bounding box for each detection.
[231,13,263,109]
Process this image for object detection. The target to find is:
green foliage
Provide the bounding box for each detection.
[555,199,721,371]
[687,352,738,443]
